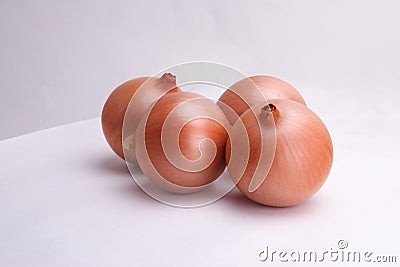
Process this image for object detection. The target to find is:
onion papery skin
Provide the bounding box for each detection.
[101,73,180,160]
[135,92,229,194]
[218,76,306,125]
[226,99,333,207]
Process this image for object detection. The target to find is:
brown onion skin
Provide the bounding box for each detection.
[135,92,229,194]
[218,76,306,125]
[226,99,333,207]
[101,74,180,159]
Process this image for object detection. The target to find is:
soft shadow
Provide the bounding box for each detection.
[83,153,160,205]
[91,154,129,175]
[223,189,321,218]
[114,180,164,206]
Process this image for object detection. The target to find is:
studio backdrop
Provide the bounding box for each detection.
[1,0,399,140]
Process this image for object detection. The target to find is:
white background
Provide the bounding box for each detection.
[1,0,400,140]
[1,117,399,266]
[1,1,400,266]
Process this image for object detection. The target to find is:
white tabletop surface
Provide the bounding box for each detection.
[1,116,399,266]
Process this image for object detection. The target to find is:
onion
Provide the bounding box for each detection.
[218,76,306,125]
[135,92,229,194]
[226,99,333,207]
[101,73,180,160]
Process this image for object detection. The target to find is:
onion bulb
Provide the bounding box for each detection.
[135,92,229,194]
[226,99,333,207]
[218,76,306,125]
[101,73,180,160]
